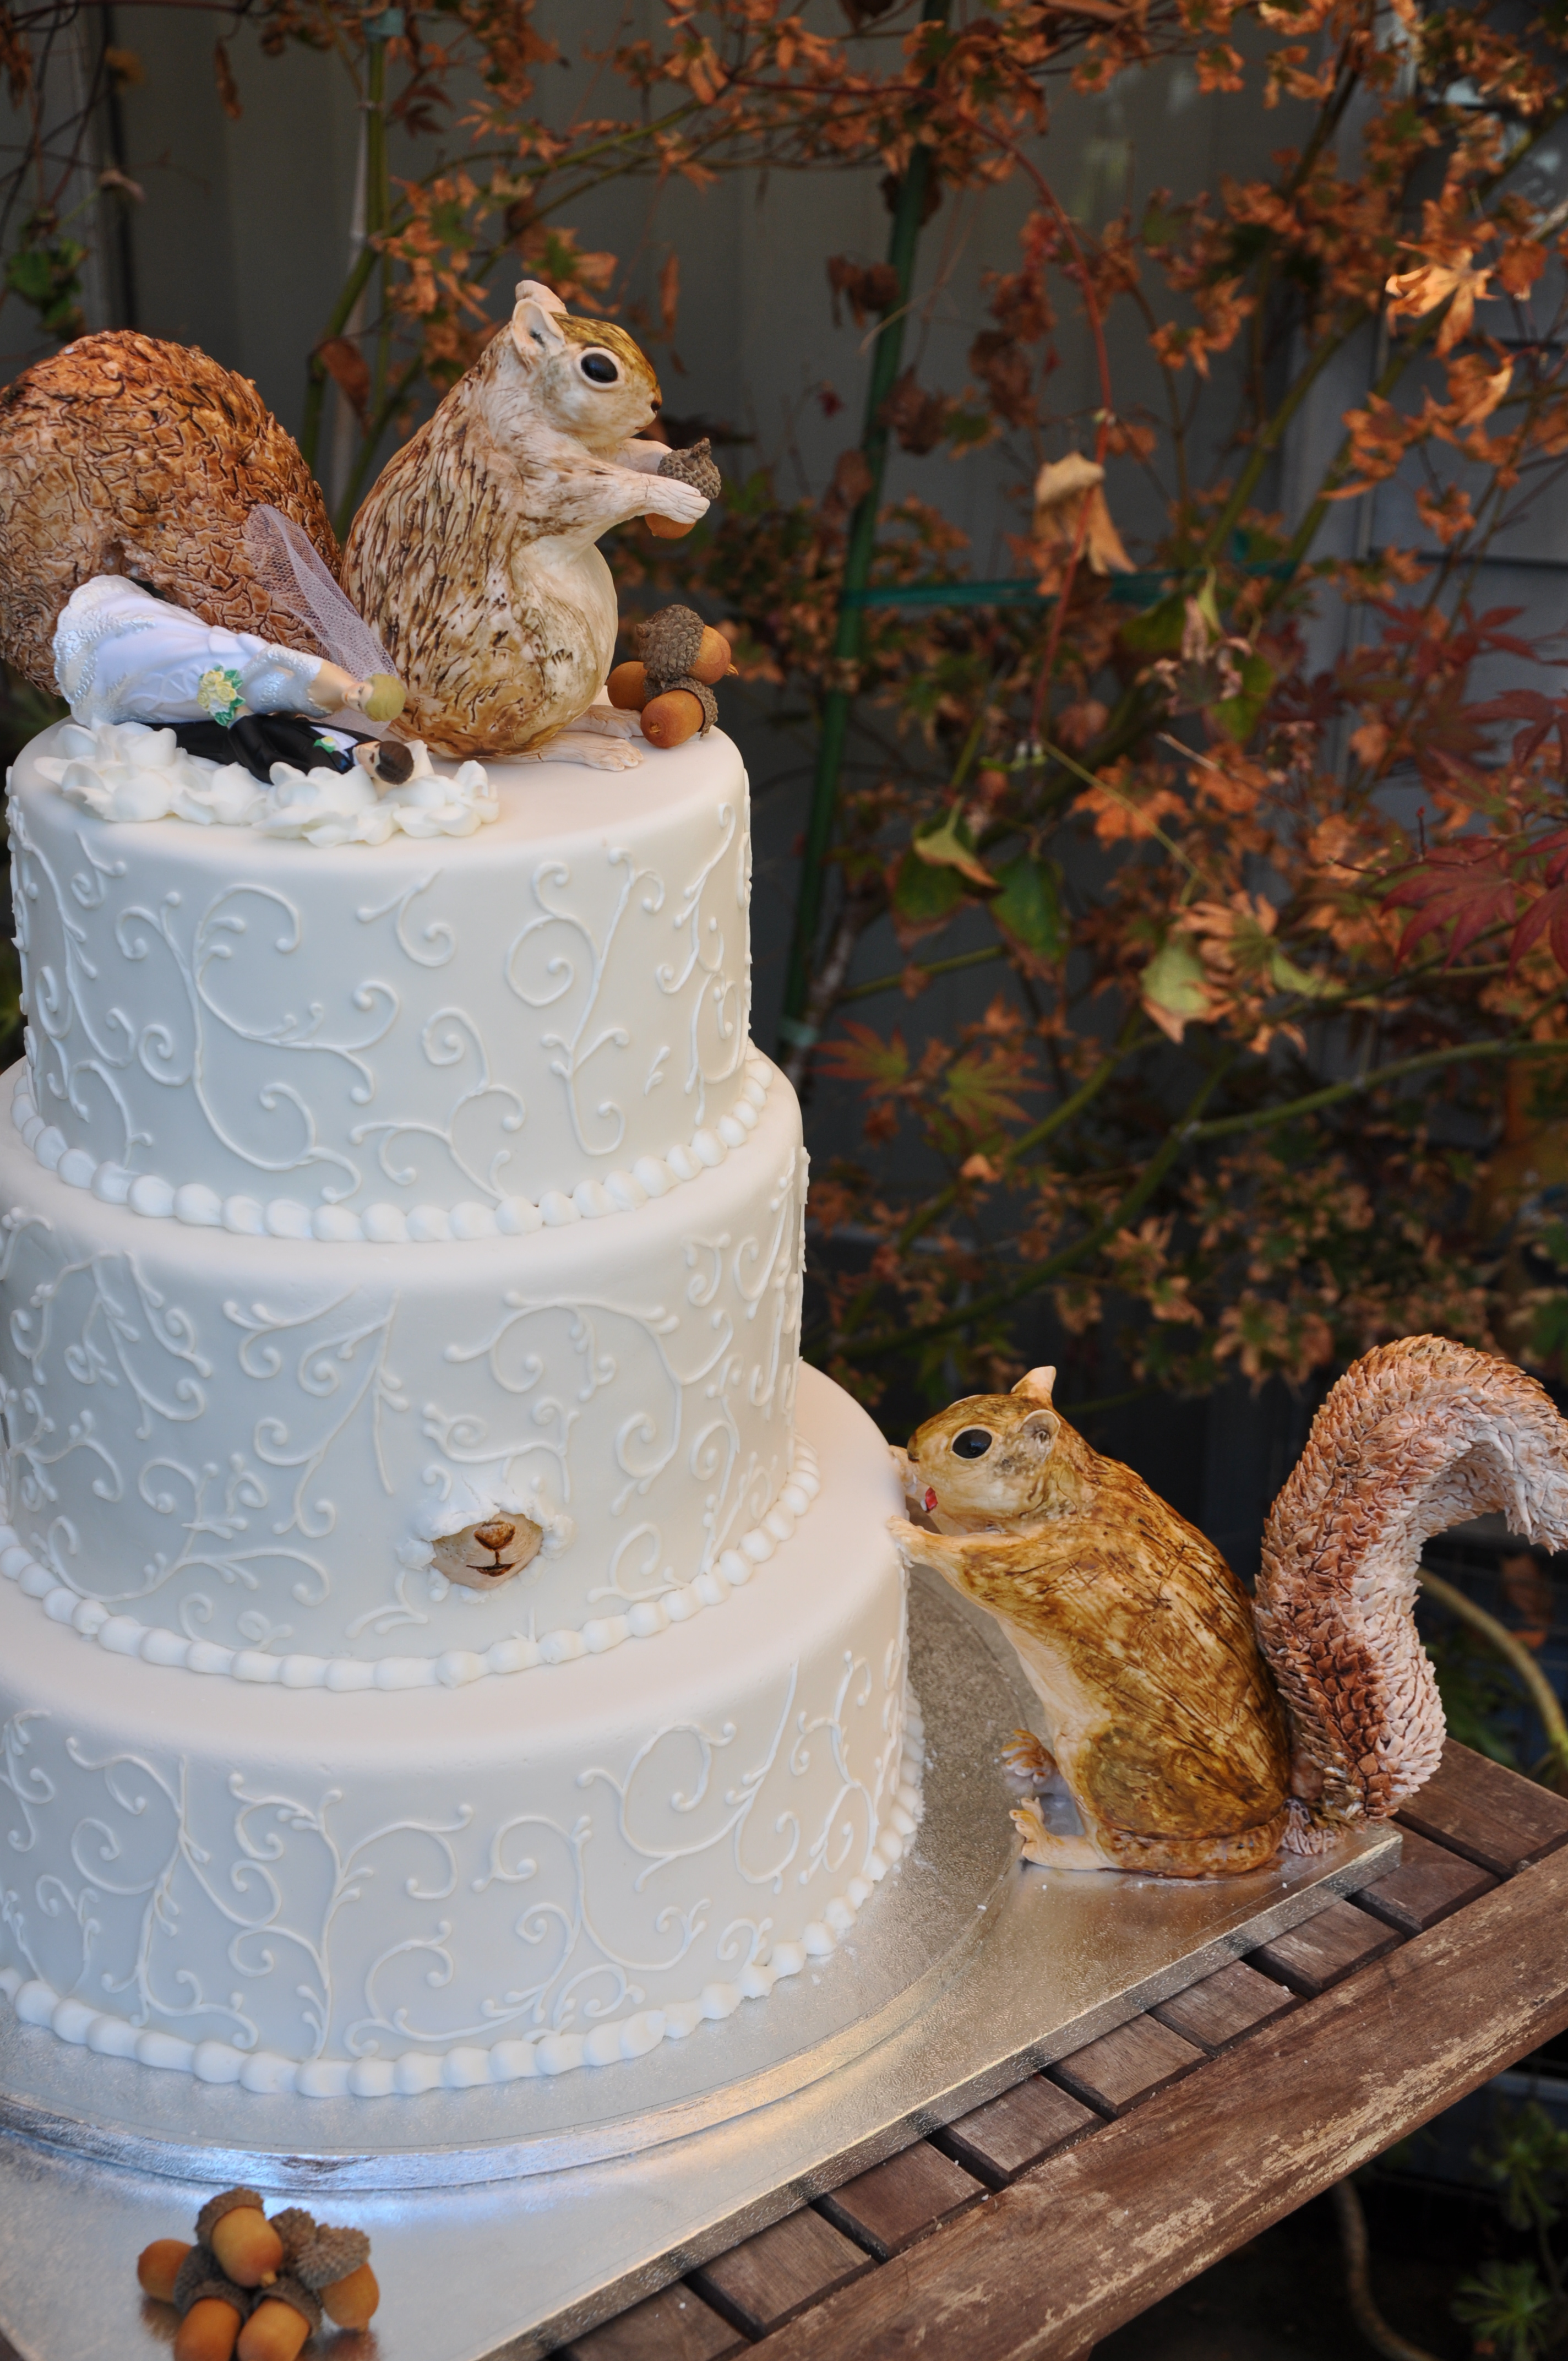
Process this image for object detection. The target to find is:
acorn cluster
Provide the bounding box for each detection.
[607,602,735,748]
[137,2188,380,2359]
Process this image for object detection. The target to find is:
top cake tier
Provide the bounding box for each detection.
[7,727,751,1227]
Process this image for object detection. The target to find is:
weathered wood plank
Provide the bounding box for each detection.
[560,2282,745,2360]
[1150,1958,1295,2054]
[1247,1896,1401,1996]
[748,1843,1568,2361]
[816,2140,986,2258]
[688,2208,872,2338]
[938,2074,1104,2185]
[1397,1739,1568,1875]
[1354,1824,1498,1935]
[1049,2014,1205,2115]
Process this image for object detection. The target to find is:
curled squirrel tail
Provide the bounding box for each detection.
[1255,1335,1568,1845]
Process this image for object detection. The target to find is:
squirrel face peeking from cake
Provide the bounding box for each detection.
[430,1513,544,1592]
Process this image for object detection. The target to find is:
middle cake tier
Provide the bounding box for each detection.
[0,1054,806,1679]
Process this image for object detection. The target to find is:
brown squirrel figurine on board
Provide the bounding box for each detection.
[891,1336,1568,1877]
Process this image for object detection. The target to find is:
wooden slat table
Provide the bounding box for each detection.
[560,1741,1568,2361]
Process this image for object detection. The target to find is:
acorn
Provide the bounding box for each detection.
[170,2247,250,2361]
[138,2238,193,2303]
[321,2261,380,2329]
[606,660,648,711]
[687,626,736,685]
[644,510,696,540]
[196,2189,284,2289]
[235,2277,319,2361]
[296,2224,380,2329]
[640,688,706,749]
[175,2298,248,2361]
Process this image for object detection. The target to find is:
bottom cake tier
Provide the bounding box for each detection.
[0,1366,918,2098]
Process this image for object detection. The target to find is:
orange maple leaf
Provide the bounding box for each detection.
[1385,251,1491,353]
[1033,453,1134,576]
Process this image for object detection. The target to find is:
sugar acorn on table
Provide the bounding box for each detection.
[138,2190,380,2355]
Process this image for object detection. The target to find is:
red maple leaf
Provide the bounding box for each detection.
[1386,841,1521,964]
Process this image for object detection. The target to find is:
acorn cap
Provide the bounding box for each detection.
[172,2244,251,2321]
[253,2275,322,2332]
[636,604,706,689]
[295,2225,371,2292]
[657,439,722,503]
[667,675,718,735]
[267,2208,318,2266]
[195,2188,267,2246]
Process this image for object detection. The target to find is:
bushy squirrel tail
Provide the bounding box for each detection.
[1254,1335,1568,1849]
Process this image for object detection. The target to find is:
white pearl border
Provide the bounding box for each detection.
[0,1445,820,1690]
[8,1052,776,1247]
[0,1715,924,2096]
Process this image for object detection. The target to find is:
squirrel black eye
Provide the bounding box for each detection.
[952,1428,993,1459]
[580,351,619,384]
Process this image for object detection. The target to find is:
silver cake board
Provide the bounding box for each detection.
[0,1570,1399,2361]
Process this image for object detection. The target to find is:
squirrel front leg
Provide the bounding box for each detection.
[888,1516,1030,1596]
[574,455,709,538]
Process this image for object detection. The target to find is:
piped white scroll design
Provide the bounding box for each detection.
[0,1713,476,2057]
[9,788,398,1193]
[2,1214,211,1565]
[0,1642,907,2065]
[426,1147,801,1601]
[655,802,748,1114]
[505,804,749,1162]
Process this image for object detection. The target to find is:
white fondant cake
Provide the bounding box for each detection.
[10,723,750,1220]
[0,1367,917,2095]
[0,726,919,2094]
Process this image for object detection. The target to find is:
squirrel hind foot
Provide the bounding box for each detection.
[528,730,645,772]
[1011,1802,1112,1873]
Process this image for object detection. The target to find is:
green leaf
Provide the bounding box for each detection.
[1267,944,1326,997]
[1140,938,1210,1035]
[1211,652,1274,743]
[912,807,997,888]
[990,854,1066,961]
[1120,590,1187,655]
[892,848,966,928]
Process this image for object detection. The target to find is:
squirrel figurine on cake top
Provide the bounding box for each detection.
[892,1335,1568,1878]
[0,285,723,773]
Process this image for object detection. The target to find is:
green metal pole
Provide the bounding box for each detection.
[777,0,952,1060]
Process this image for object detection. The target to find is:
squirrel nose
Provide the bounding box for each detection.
[473,1519,515,1555]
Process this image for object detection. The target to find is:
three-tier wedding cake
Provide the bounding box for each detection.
[0,722,919,2099]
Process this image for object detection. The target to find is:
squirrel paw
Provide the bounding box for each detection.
[886,1515,929,1570]
[646,475,709,528]
[1001,1728,1057,1786]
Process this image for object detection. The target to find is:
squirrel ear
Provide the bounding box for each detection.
[1013,1365,1057,1406]
[510,288,568,366]
[515,278,568,315]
